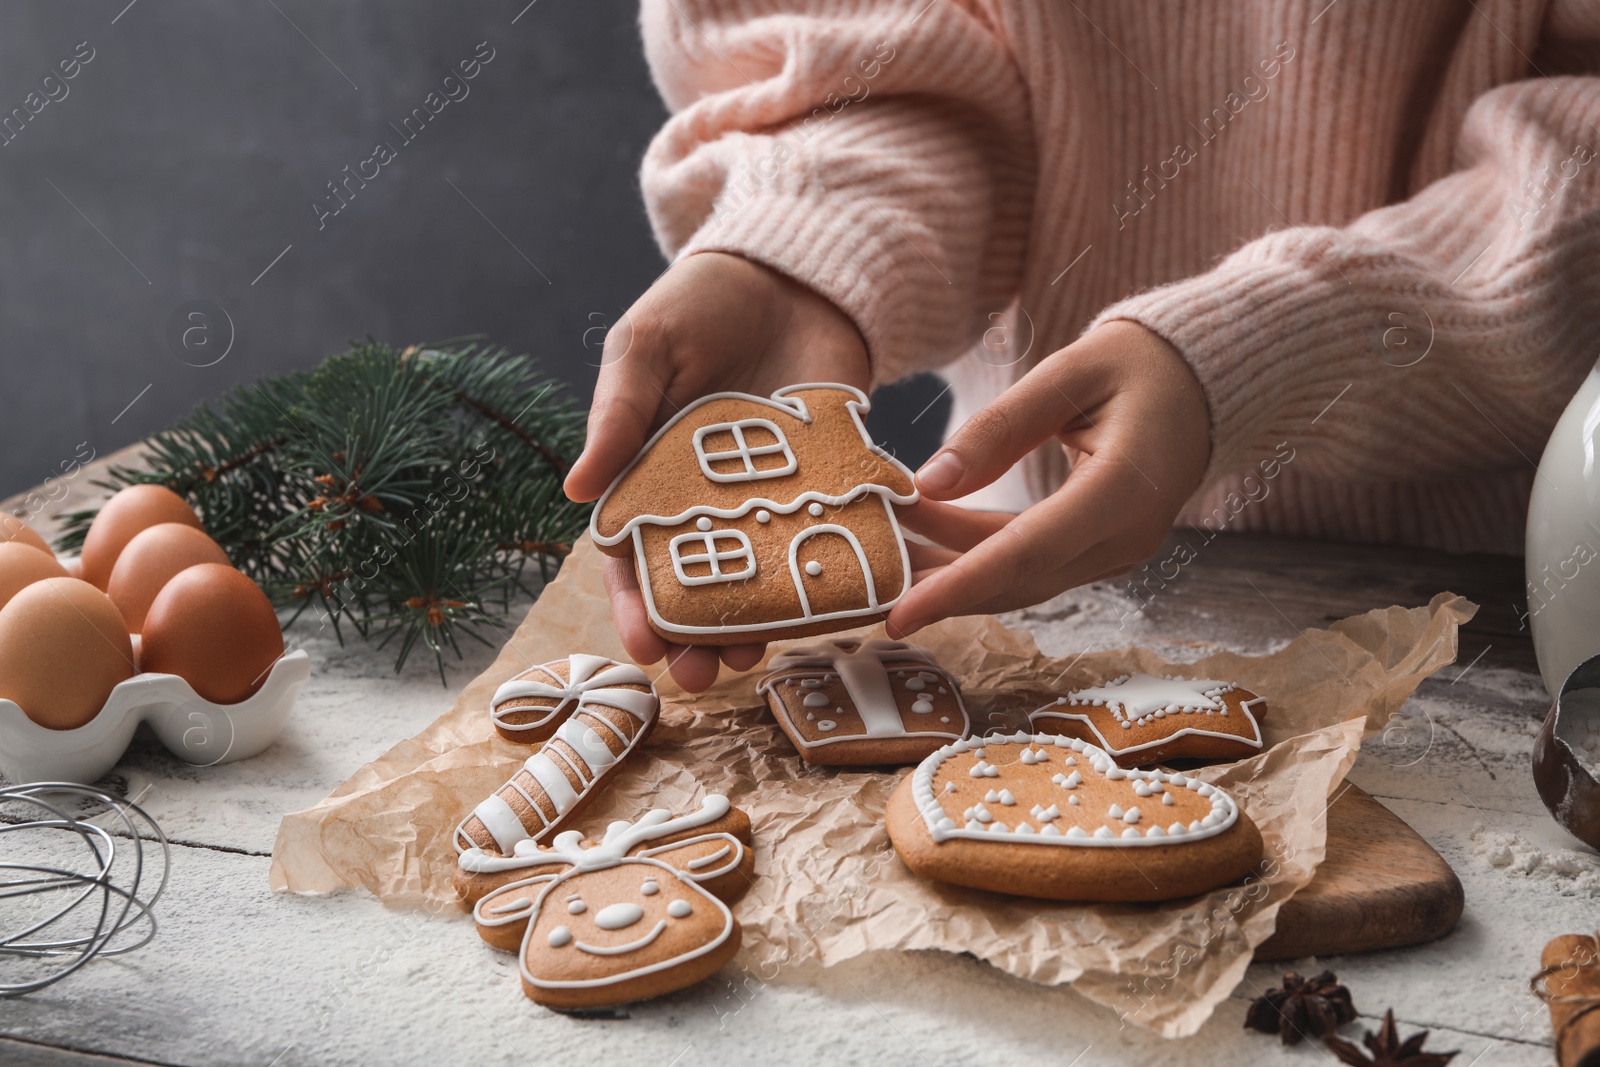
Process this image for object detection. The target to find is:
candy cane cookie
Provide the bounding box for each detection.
[454,654,660,856]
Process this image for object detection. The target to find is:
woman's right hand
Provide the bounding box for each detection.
[564,251,871,692]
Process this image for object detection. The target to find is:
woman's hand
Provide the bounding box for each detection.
[886,320,1210,635]
[565,252,870,692]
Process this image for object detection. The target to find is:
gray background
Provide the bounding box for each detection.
[0,0,945,500]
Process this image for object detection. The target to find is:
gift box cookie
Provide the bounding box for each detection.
[590,384,918,645]
[1029,672,1267,766]
[755,638,969,766]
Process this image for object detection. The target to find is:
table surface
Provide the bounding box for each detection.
[1,456,1593,1067]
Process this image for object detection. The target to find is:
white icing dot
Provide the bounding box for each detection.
[912,697,934,714]
[808,503,825,517]
[668,899,692,919]
[641,880,660,896]
[984,789,1001,803]
[1066,826,1088,839]
[1108,804,1124,819]
[1014,823,1035,835]
[802,692,830,708]
[756,509,771,523]
[1041,824,1062,836]
[696,516,713,531]
[1162,792,1176,805]
[1122,827,1142,839]
[939,716,950,723]
[906,677,927,692]
[567,899,587,915]
[1065,757,1077,766]
[1093,826,1115,840]
[595,902,644,930]
[548,925,572,948]
[1134,781,1153,797]
[817,719,838,732]
[805,560,823,577]
[969,760,999,778]
[801,678,821,688]
[998,789,1016,806]
[1167,822,1187,836]
[1068,795,1081,806]
[943,781,956,793]
[1123,807,1141,825]
[1146,826,1165,838]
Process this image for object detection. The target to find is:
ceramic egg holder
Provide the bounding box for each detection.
[0,650,309,786]
[1533,651,1600,850]
[0,547,307,786]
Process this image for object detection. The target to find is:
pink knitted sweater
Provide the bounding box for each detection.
[638,0,1600,555]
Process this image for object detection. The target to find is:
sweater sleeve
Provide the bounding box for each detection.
[637,0,1035,385]
[1090,73,1600,487]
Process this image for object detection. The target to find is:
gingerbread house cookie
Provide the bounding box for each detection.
[455,654,660,859]
[755,638,970,766]
[886,732,1263,901]
[1029,672,1267,767]
[589,384,918,645]
[466,795,754,1009]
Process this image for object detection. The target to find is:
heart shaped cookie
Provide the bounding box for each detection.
[1030,672,1267,766]
[886,731,1263,901]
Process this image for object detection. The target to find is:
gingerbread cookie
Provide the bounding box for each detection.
[1030,673,1267,766]
[454,654,659,857]
[589,384,918,645]
[755,638,970,766]
[467,795,754,1009]
[886,732,1263,901]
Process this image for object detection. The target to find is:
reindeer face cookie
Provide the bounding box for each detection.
[455,654,659,861]
[886,732,1263,901]
[1029,673,1267,767]
[466,796,754,1009]
[589,384,918,645]
[756,638,970,766]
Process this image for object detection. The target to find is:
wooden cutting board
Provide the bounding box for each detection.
[1257,781,1463,960]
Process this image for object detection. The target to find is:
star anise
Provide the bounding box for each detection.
[1244,970,1358,1045]
[1324,1010,1458,1066]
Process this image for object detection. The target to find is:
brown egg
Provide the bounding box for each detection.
[0,514,52,555]
[0,577,136,730]
[105,523,232,633]
[141,564,284,704]
[79,485,203,590]
[0,542,70,611]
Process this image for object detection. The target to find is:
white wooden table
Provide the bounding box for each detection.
[0,466,1590,1065]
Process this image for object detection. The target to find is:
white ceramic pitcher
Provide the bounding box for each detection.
[1527,362,1600,696]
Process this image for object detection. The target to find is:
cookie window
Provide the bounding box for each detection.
[668,529,756,586]
[692,419,796,482]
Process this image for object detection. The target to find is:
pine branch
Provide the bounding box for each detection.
[54,339,590,681]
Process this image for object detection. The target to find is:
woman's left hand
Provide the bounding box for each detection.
[886,320,1212,635]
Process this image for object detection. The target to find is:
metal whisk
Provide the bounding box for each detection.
[0,782,169,996]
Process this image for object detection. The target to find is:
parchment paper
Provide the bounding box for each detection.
[270,538,1475,1036]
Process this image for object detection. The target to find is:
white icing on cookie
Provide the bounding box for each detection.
[458,655,662,856]
[469,797,745,997]
[756,638,971,750]
[909,732,1240,849]
[589,384,919,638]
[1032,673,1265,758]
